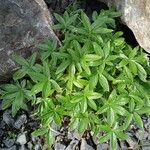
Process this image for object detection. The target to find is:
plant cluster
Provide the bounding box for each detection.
[0,7,150,149]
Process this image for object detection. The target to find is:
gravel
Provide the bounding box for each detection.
[16,133,27,145]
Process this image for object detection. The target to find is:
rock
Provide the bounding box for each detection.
[31,136,40,144]
[135,130,149,141]
[66,140,79,150]
[19,145,28,150]
[0,0,57,81]
[27,142,33,150]
[0,128,4,137]
[141,140,150,150]
[80,138,94,150]
[3,138,15,148]
[54,143,66,150]
[16,133,27,145]
[1,145,17,150]
[98,0,150,53]
[14,114,27,129]
[34,144,42,150]
[126,137,139,150]
[97,143,109,150]
[3,110,14,126]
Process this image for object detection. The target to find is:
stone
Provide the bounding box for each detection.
[98,0,150,53]
[3,110,14,126]
[19,145,28,150]
[1,145,17,150]
[3,138,15,148]
[27,142,33,150]
[80,138,94,150]
[16,133,27,145]
[54,143,66,150]
[0,0,57,81]
[14,114,27,129]
[34,144,42,150]
[97,143,109,150]
[0,129,4,137]
[66,140,79,150]
[135,130,149,141]
[126,137,139,150]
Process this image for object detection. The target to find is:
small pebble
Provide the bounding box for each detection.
[3,138,15,148]
[17,133,27,145]
[27,142,33,150]
[54,143,66,150]
[14,114,27,129]
[97,143,109,150]
[135,130,148,140]
[3,110,14,126]
[66,139,79,150]
[126,137,139,150]
[80,138,94,150]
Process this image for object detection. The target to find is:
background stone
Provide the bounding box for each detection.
[98,0,150,53]
[0,0,57,81]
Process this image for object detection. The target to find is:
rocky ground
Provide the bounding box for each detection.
[0,108,150,150]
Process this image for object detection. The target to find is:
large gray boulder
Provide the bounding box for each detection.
[99,0,150,53]
[0,0,57,81]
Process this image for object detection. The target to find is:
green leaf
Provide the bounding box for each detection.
[99,133,110,143]
[97,105,108,114]
[46,130,54,147]
[56,59,70,74]
[103,41,110,58]
[133,112,143,128]
[110,133,117,150]
[93,28,113,34]
[138,107,150,115]
[113,105,127,116]
[32,128,47,137]
[93,42,104,56]
[115,131,128,140]
[136,63,147,82]
[129,61,137,75]
[71,94,83,103]
[108,108,115,126]
[124,66,133,82]
[12,90,24,116]
[29,52,37,66]
[42,80,51,98]
[31,82,44,95]
[13,69,27,80]
[80,98,87,113]
[2,99,13,110]
[89,74,98,90]
[79,118,88,134]
[84,54,101,61]
[28,71,47,82]
[2,92,17,100]
[98,74,109,91]
[88,99,97,110]
[81,11,91,30]
[54,13,66,26]
[50,80,62,93]
[119,114,133,130]
[12,55,29,66]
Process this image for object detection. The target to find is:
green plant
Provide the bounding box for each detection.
[0,7,150,149]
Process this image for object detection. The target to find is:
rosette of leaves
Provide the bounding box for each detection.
[0,7,150,150]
